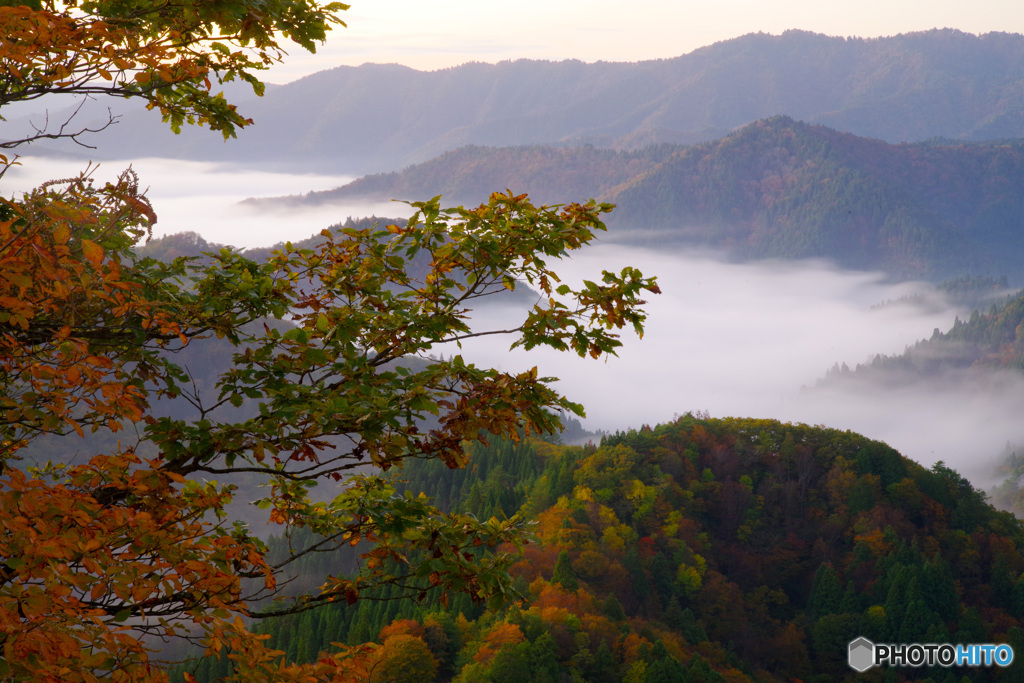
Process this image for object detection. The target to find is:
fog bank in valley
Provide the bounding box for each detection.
[448,245,1023,486]
[7,156,1021,487]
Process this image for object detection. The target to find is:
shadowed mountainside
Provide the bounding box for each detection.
[255,117,1024,281]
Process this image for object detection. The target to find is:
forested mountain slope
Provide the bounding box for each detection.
[608,117,1024,278]
[259,145,676,209]
[264,117,1024,281]
[29,29,1024,172]
[820,283,1024,385]
[178,417,1024,682]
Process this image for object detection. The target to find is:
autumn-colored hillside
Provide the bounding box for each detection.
[242,145,676,215]
[180,416,1024,682]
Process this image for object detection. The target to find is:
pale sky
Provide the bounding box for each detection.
[264,0,1024,82]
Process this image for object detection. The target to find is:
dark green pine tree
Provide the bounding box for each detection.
[664,596,685,630]
[569,631,594,678]
[528,632,560,683]
[295,610,317,663]
[838,580,862,614]
[648,553,678,606]
[1002,626,1024,682]
[488,641,533,683]
[678,607,708,644]
[990,555,1016,605]
[808,563,843,617]
[898,598,939,643]
[552,549,579,592]
[602,593,626,622]
[687,654,727,682]
[882,565,912,640]
[955,606,987,645]
[346,602,374,644]
[921,554,959,620]
[644,642,687,683]
[589,640,619,683]
[1011,578,1024,618]
[624,546,651,604]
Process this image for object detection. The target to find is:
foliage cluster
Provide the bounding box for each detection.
[0,3,658,681]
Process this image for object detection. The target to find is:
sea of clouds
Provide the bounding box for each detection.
[4,155,398,247]
[7,155,1024,488]
[445,245,1024,487]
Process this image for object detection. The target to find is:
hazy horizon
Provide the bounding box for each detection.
[263,3,1024,82]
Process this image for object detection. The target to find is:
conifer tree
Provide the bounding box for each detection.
[553,549,580,592]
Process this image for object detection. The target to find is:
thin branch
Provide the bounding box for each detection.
[0,99,120,150]
[443,326,525,343]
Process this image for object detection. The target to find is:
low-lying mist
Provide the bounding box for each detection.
[444,245,1024,486]
[8,155,1022,487]
[4,156,398,247]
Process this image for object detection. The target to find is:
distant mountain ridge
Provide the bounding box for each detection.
[259,117,1024,281]
[260,144,678,207]
[30,29,1024,173]
[609,117,1024,278]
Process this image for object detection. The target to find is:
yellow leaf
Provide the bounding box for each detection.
[80,239,103,267]
[53,222,70,245]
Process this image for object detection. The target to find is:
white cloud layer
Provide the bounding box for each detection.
[4,156,400,247]
[441,245,1024,484]
[7,158,1022,487]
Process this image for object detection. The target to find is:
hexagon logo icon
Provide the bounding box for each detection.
[849,637,875,672]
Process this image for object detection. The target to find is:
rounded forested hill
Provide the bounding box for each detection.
[232,416,1024,683]
[267,117,1024,282]
[501,416,1024,681]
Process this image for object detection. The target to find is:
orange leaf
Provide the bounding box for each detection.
[80,239,103,267]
